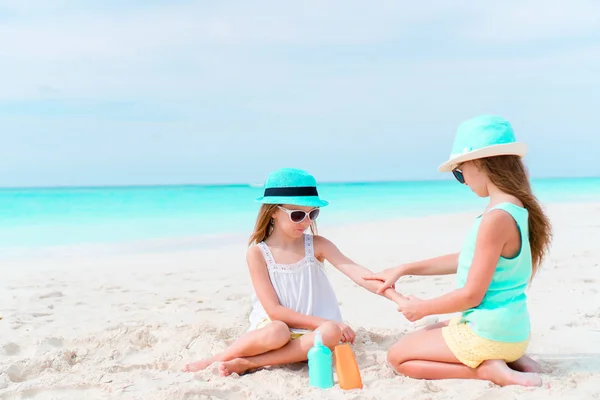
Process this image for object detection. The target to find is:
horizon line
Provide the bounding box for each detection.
[0,174,599,191]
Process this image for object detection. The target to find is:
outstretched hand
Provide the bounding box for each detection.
[361,274,395,293]
[362,267,403,294]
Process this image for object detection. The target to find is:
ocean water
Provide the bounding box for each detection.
[1,177,599,254]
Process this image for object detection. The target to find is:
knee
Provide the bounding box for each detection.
[386,340,427,378]
[387,348,401,371]
[316,321,342,348]
[387,349,413,376]
[387,341,407,370]
[267,321,291,347]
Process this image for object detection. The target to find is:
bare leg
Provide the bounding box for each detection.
[508,354,542,373]
[184,321,291,372]
[219,321,342,376]
[394,319,540,376]
[387,327,542,387]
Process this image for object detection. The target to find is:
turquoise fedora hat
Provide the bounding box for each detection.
[256,168,329,208]
[438,115,527,172]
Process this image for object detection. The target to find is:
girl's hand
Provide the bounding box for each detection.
[336,322,356,343]
[397,295,429,322]
[363,266,404,294]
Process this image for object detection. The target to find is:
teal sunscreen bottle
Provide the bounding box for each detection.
[307,331,334,388]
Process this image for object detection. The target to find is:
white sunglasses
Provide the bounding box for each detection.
[277,206,320,223]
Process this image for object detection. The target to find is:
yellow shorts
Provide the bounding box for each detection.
[441,317,529,369]
[255,318,307,340]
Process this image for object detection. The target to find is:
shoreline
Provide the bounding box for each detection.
[0,199,588,263]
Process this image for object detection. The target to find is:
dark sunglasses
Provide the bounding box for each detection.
[277,206,320,223]
[452,167,465,184]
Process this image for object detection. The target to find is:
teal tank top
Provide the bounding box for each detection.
[456,202,532,343]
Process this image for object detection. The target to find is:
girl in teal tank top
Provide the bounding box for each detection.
[365,115,552,387]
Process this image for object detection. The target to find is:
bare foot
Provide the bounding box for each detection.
[183,356,216,372]
[478,360,542,387]
[508,355,542,373]
[218,358,255,376]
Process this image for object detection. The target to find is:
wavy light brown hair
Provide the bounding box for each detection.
[478,155,552,278]
[248,204,318,246]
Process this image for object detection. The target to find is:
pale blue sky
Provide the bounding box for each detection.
[1,0,599,187]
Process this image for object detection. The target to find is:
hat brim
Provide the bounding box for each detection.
[255,196,329,208]
[438,142,527,172]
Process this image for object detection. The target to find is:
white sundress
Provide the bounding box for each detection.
[248,234,343,334]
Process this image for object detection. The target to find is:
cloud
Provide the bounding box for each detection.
[461,0,600,43]
[1,0,598,104]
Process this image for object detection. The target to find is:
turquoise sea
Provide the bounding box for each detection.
[1,177,599,256]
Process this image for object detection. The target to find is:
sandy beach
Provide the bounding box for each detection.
[1,202,599,400]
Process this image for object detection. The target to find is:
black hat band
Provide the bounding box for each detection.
[263,186,318,197]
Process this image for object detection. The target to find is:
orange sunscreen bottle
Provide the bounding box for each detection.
[334,344,363,390]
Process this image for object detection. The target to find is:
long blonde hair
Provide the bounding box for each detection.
[248,204,318,246]
[478,155,553,278]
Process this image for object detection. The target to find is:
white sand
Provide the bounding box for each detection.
[1,202,599,400]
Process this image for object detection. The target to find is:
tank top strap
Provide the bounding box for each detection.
[489,202,529,234]
[257,242,277,268]
[304,234,315,258]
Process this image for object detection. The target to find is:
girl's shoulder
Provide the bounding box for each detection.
[311,234,336,246]
[311,234,327,245]
[246,243,267,266]
[484,202,527,224]
[310,234,338,260]
[478,208,520,243]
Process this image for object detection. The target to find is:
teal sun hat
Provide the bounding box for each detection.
[438,115,527,172]
[256,168,329,208]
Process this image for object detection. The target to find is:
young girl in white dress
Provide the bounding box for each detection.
[184,167,405,375]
